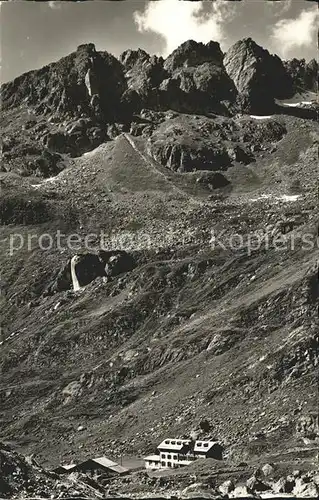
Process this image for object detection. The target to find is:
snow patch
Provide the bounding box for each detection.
[279,194,300,202]
[31,177,57,188]
[250,194,301,203]
[249,115,273,120]
[250,194,272,202]
[281,100,315,108]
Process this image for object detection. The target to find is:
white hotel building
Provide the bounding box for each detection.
[144,438,223,469]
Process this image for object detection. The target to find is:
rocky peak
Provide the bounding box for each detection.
[284,57,318,93]
[157,39,236,115]
[224,38,292,113]
[119,48,166,112]
[1,44,126,122]
[120,48,151,70]
[164,39,224,72]
[76,42,97,56]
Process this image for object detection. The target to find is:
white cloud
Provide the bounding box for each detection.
[133,0,234,57]
[48,1,62,10]
[266,0,292,17]
[271,7,319,58]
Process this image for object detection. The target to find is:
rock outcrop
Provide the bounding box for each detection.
[164,39,224,72]
[1,43,127,122]
[284,57,318,94]
[120,41,237,116]
[48,253,106,293]
[148,115,232,172]
[0,442,53,498]
[48,250,135,293]
[99,250,136,277]
[224,38,292,113]
[120,48,165,112]
[160,40,237,114]
[0,442,105,499]
[147,114,285,173]
[42,118,108,156]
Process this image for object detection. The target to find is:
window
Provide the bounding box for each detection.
[165,440,170,444]
[161,453,166,458]
[161,461,165,466]
[167,454,171,459]
[177,441,181,445]
[167,462,172,467]
[204,443,208,448]
[197,442,202,446]
[173,455,177,459]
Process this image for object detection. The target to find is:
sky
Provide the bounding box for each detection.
[0,0,318,83]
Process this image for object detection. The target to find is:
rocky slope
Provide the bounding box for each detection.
[0,37,318,496]
[0,441,119,499]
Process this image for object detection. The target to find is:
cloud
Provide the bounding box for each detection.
[48,1,62,10]
[134,0,235,57]
[266,0,292,17]
[271,7,318,58]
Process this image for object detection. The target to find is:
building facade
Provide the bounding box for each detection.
[144,438,223,470]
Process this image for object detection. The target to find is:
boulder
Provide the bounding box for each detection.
[273,476,295,494]
[261,463,275,477]
[224,38,292,113]
[219,479,235,495]
[69,253,107,287]
[48,250,135,293]
[129,121,155,138]
[199,419,211,432]
[195,172,230,190]
[230,485,256,498]
[106,123,127,140]
[293,478,319,497]
[24,149,63,178]
[47,253,105,293]
[296,412,319,437]
[226,145,254,165]
[246,475,269,492]
[99,250,136,277]
[181,482,214,499]
[238,118,287,145]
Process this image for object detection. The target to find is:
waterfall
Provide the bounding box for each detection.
[70,256,81,292]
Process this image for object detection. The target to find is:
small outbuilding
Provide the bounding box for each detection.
[53,464,77,474]
[144,454,161,470]
[74,457,128,476]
